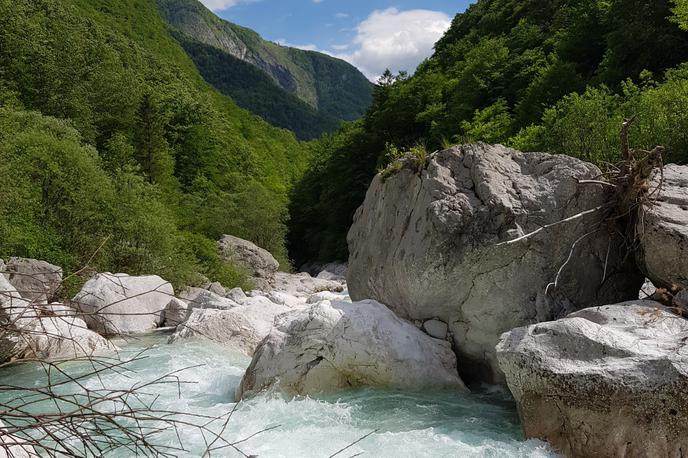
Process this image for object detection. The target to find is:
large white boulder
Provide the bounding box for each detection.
[1,276,115,362]
[72,273,173,335]
[3,258,62,303]
[218,235,279,289]
[496,301,688,457]
[169,300,291,355]
[237,300,465,398]
[23,314,116,360]
[637,165,688,290]
[347,144,643,382]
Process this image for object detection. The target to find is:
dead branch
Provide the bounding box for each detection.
[496,204,611,247]
[0,253,271,457]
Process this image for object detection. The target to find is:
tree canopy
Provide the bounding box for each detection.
[288,0,688,265]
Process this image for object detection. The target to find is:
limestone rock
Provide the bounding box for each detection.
[185,289,239,311]
[238,299,465,397]
[265,291,305,308]
[315,262,348,281]
[3,258,63,303]
[23,314,117,360]
[169,300,290,355]
[218,235,279,281]
[637,164,688,290]
[162,298,190,327]
[423,319,448,340]
[226,287,247,303]
[271,272,344,298]
[306,290,349,304]
[0,275,35,361]
[72,273,173,335]
[347,144,643,382]
[496,301,688,457]
[206,282,226,296]
[1,276,115,361]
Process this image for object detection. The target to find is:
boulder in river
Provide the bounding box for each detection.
[496,301,688,457]
[169,300,291,356]
[218,235,279,289]
[636,164,688,290]
[161,298,190,327]
[23,313,117,360]
[237,299,465,398]
[3,258,63,304]
[72,273,173,335]
[347,144,643,382]
[1,276,115,361]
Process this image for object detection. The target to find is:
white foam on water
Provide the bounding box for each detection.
[0,335,560,458]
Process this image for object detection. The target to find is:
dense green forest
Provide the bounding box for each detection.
[3,0,687,277]
[156,0,373,139]
[0,0,311,289]
[288,0,688,265]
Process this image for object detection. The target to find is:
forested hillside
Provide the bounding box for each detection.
[156,0,373,139]
[288,0,688,265]
[0,0,310,289]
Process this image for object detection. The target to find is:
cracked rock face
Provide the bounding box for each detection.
[636,165,688,289]
[237,299,465,398]
[347,144,643,382]
[496,301,688,457]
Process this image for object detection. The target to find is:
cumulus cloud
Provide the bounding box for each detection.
[333,8,451,81]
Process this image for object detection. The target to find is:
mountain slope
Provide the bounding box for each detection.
[156,0,373,138]
[0,0,310,284]
[174,32,341,139]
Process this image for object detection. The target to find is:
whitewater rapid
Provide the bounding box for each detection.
[0,334,558,457]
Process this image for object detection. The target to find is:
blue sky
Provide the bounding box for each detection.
[199,0,472,80]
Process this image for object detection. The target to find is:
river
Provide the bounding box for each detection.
[0,333,558,457]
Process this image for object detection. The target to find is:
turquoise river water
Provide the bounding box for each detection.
[0,334,559,457]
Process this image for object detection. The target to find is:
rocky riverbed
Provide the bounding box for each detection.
[1,143,686,457]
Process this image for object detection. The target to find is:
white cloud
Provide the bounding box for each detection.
[199,0,258,12]
[332,8,451,82]
[275,39,319,51]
